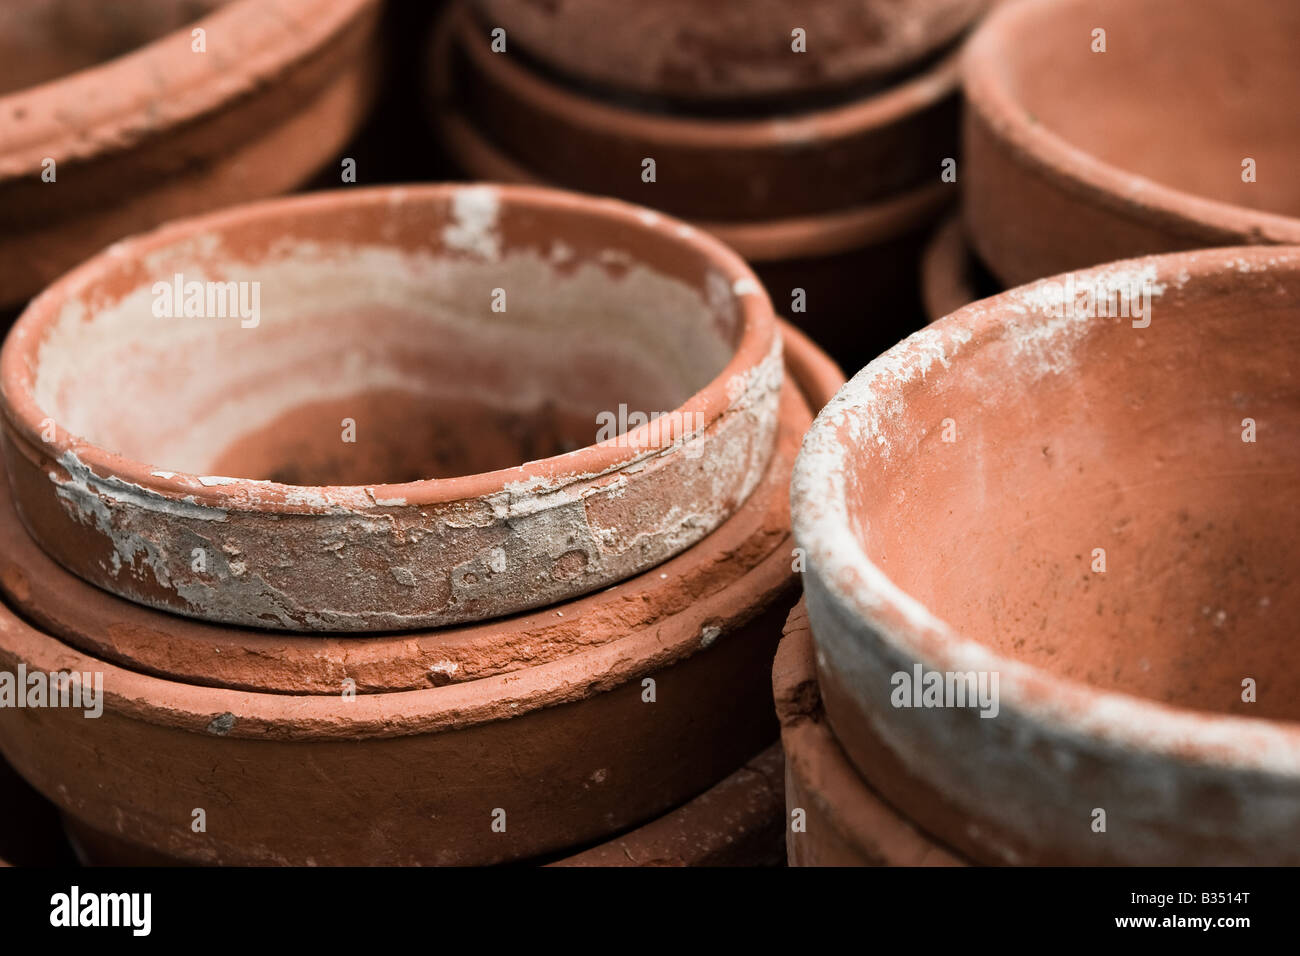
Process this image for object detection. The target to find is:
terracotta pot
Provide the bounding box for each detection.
[920,216,1002,321]
[792,246,1300,865]
[0,495,799,865]
[964,0,1300,288]
[469,0,985,106]
[432,98,954,373]
[435,1,963,221]
[0,377,809,692]
[0,184,781,631]
[0,0,383,310]
[776,600,964,866]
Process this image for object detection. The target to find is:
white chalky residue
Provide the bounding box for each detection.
[442,185,500,259]
[700,625,721,648]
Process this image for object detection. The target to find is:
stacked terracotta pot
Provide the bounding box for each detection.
[431,0,993,370]
[925,0,1300,322]
[0,181,849,866]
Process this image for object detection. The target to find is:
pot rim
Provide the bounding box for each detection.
[447,0,964,151]
[0,182,776,515]
[791,245,1300,778]
[431,110,956,262]
[0,0,379,177]
[963,0,1300,246]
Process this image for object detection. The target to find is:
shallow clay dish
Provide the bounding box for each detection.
[469,0,984,106]
[0,495,797,864]
[920,216,1001,321]
[792,246,1300,864]
[776,601,964,866]
[0,0,382,309]
[437,1,962,221]
[0,184,781,631]
[0,376,812,692]
[964,0,1300,287]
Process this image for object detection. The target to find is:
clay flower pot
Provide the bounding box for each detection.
[0,0,383,310]
[920,216,1001,321]
[0,184,781,631]
[469,0,986,106]
[964,0,1300,288]
[436,1,963,222]
[776,601,964,866]
[0,375,812,692]
[792,246,1300,865]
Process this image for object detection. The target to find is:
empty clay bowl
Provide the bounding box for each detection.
[792,246,1300,864]
[920,216,1001,321]
[469,0,985,106]
[0,0,382,309]
[776,601,964,866]
[437,1,963,221]
[0,184,781,631]
[964,0,1300,287]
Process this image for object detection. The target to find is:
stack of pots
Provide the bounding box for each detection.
[430,0,994,370]
[781,244,1300,865]
[0,183,845,865]
[924,0,1300,321]
[0,0,384,324]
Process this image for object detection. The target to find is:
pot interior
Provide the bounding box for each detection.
[992,0,1300,219]
[25,188,742,485]
[0,0,229,96]
[843,259,1300,721]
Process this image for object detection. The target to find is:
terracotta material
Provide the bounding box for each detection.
[0,380,808,692]
[436,1,963,221]
[792,246,1300,865]
[0,0,382,310]
[964,0,1300,288]
[920,216,1001,321]
[776,601,964,866]
[469,0,985,106]
[0,184,781,631]
[0,503,798,864]
[433,98,954,372]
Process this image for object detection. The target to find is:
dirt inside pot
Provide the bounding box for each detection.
[997,0,1300,218]
[842,258,1300,721]
[30,217,738,487]
[0,0,229,96]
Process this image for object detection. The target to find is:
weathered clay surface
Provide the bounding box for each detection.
[0,512,798,863]
[437,1,963,220]
[0,185,781,630]
[793,246,1300,864]
[0,0,382,309]
[0,379,811,692]
[776,600,964,866]
[469,0,985,104]
[921,216,1001,321]
[964,0,1300,287]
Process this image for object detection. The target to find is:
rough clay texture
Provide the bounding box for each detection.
[964,0,1300,288]
[1,185,780,631]
[776,600,965,866]
[793,247,1300,865]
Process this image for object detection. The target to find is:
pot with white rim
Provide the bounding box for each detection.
[0,0,383,311]
[0,183,781,631]
[792,246,1300,864]
[963,0,1300,289]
